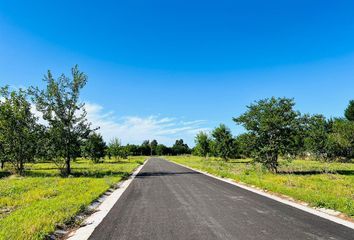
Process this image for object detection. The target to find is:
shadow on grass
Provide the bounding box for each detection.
[0,171,11,178]
[277,170,354,176]
[228,160,252,164]
[101,161,135,165]
[23,170,132,178]
[136,171,201,178]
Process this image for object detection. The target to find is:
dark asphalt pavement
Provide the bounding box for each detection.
[89,158,354,240]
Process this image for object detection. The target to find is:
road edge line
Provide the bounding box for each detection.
[66,159,149,240]
[167,159,354,230]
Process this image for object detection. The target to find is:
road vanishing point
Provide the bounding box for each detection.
[88,158,354,240]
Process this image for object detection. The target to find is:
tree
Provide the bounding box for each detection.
[150,139,158,155]
[172,139,191,155]
[211,124,236,160]
[124,144,140,156]
[344,100,354,121]
[235,133,256,158]
[303,114,331,159]
[234,97,300,172]
[108,138,123,159]
[155,144,171,156]
[326,118,354,160]
[0,86,39,175]
[140,140,151,156]
[82,133,106,163]
[194,131,211,157]
[30,65,92,175]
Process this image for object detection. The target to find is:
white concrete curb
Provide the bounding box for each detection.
[168,159,354,230]
[67,159,149,240]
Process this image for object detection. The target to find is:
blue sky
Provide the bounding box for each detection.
[1,1,354,146]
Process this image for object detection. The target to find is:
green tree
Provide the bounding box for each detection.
[0,86,39,175]
[30,66,92,175]
[303,114,331,159]
[211,124,236,160]
[194,131,211,157]
[172,139,191,155]
[326,118,354,160]
[150,139,158,155]
[82,133,107,163]
[234,97,300,172]
[235,133,256,158]
[156,144,170,155]
[108,138,122,159]
[124,144,140,156]
[344,100,354,121]
[140,140,151,155]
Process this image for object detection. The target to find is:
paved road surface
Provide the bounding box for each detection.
[89,158,353,240]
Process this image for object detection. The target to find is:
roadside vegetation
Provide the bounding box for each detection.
[185,97,354,218]
[0,66,193,240]
[0,157,144,240]
[166,156,354,218]
[0,65,353,239]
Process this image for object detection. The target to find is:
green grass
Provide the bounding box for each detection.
[165,156,354,218]
[0,157,145,240]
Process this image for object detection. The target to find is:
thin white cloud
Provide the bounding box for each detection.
[29,100,208,146]
[84,102,209,146]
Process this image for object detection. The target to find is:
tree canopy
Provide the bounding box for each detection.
[194,131,211,158]
[344,100,354,121]
[0,86,40,175]
[234,97,300,172]
[30,65,91,175]
[211,124,236,160]
[82,133,107,163]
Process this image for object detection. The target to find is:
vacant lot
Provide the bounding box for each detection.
[0,157,145,240]
[166,156,354,219]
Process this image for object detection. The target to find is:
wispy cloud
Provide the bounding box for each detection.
[29,101,208,146]
[84,102,209,146]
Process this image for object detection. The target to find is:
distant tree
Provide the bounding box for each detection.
[326,118,354,160]
[108,138,123,159]
[150,139,158,155]
[82,133,107,163]
[194,131,211,158]
[234,97,300,172]
[124,144,140,156]
[211,124,236,160]
[140,140,151,156]
[30,66,92,175]
[303,114,331,159]
[0,86,39,175]
[344,100,354,121]
[155,144,170,156]
[235,133,256,158]
[172,139,191,155]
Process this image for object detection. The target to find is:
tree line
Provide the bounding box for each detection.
[1,66,353,175]
[194,97,354,172]
[103,138,191,160]
[0,66,192,176]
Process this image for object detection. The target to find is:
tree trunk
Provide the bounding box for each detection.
[1,160,4,169]
[19,160,24,176]
[270,154,278,173]
[65,157,71,175]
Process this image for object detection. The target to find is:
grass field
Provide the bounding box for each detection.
[0,157,145,240]
[165,156,354,219]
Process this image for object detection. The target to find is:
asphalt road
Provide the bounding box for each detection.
[89,158,353,240]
